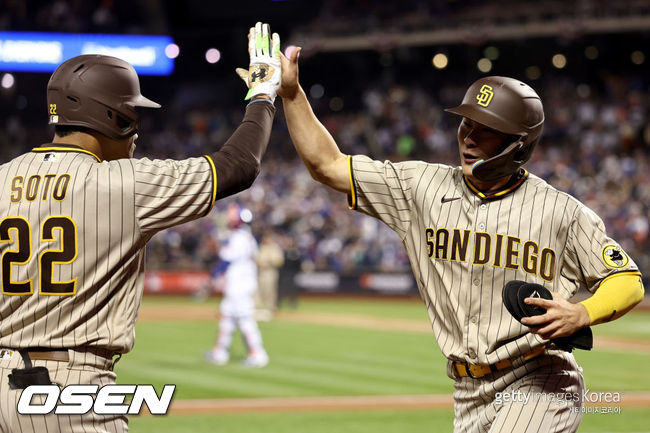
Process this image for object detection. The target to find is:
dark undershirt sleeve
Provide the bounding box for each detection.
[209,100,275,200]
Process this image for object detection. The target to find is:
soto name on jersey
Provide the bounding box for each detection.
[10,174,71,203]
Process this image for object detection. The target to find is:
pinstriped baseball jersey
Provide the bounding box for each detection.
[0,144,217,353]
[348,155,640,365]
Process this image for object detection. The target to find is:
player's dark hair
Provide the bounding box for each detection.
[54,125,89,137]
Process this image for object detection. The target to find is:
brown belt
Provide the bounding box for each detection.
[452,345,547,379]
[27,350,69,362]
[18,347,115,363]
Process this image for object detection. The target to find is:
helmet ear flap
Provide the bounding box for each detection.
[508,135,527,164]
[101,108,137,137]
[515,135,539,165]
[472,137,530,182]
[514,146,530,164]
[115,112,134,129]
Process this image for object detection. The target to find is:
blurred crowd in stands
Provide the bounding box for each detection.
[2,0,649,284]
[2,69,649,280]
[1,0,151,33]
[142,72,650,281]
[294,0,650,38]
[6,0,647,39]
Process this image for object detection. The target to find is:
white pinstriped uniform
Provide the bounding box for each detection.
[219,226,259,317]
[211,226,269,364]
[347,155,640,433]
[0,144,218,432]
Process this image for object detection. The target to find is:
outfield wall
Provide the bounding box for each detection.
[144,270,418,296]
[142,270,650,309]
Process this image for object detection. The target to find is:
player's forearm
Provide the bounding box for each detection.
[209,100,275,199]
[283,86,349,191]
[579,272,644,325]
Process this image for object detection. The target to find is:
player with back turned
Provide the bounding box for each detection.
[276,44,644,432]
[0,22,280,433]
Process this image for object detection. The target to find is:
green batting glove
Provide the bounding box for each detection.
[236,22,281,102]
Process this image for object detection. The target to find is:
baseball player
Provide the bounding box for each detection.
[205,203,269,367]
[255,232,284,321]
[277,46,644,432]
[0,22,280,432]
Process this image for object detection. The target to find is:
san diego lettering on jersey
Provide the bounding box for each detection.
[425,227,556,281]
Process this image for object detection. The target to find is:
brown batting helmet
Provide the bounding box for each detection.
[445,76,544,182]
[47,54,161,140]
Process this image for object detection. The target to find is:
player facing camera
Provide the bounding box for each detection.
[278,37,644,433]
[446,76,544,187]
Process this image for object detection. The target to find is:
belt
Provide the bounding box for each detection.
[5,347,116,363]
[452,345,547,379]
[27,349,69,362]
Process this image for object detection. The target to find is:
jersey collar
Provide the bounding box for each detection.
[32,143,102,162]
[463,168,528,200]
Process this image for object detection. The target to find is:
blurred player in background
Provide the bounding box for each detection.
[255,232,284,321]
[0,22,279,432]
[206,203,270,367]
[277,236,301,309]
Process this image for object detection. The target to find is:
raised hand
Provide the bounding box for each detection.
[235,22,281,102]
[278,45,302,100]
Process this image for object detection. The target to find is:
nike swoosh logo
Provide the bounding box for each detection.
[441,195,461,203]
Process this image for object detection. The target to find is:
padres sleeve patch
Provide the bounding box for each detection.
[601,244,630,269]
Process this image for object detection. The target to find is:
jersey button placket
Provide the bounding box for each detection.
[469,202,488,363]
[477,202,487,231]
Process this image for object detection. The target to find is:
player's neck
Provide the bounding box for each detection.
[52,132,103,159]
[466,174,511,194]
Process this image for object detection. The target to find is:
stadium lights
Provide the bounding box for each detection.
[585,46,599,60]
[525,66,541,80]
[484,46,499,61]
[310,84,325,99]
[477,58,492,73]
[432,53,448,69]
[631,50,645,65]
[165,43,180,59]
[552,54,567,69]
[205,48,221,64]
[1,73,15,89]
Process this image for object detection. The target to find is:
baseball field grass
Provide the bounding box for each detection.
[119,296,650,433]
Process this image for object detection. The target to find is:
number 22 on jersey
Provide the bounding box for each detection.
[0,216,78,296]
